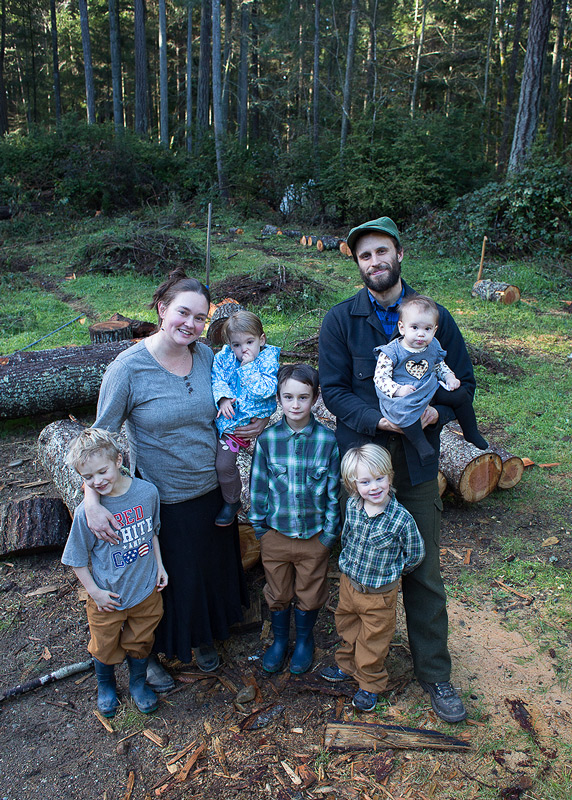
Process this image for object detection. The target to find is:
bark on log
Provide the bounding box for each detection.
[89,320,133,344]
[279,229,302,239]
[316,236,344,252]
[489,445,524,489]
[207,301,244,345]
[109,313,155,339]
[261,225,279,236]
[439,424,502,502]
[0,497,71,556]
[0,341,136,420]
[471,279,521,304]
[37,419,130,515]
[324,720,470,752]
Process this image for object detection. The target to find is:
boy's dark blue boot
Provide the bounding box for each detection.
[263,607,291,673]
[126,656,159,713]
[93,658,119,718]
[290,608,319,674]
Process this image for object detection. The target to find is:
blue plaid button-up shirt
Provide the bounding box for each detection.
[368,286,405,336]
[338,494,425,588]
[249,416,341,547]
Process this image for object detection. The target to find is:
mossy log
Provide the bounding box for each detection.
[0,341,136,420]
[439,424,502,502]
[471,279,521,305]
[0,497,72,556]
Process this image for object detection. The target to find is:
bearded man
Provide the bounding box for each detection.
[319,217,475,722]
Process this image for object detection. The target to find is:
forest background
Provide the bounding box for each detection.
[0,0,571,246]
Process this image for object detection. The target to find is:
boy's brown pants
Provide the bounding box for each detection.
[334,573,398,693]
[86,589,163,665]
[260,529,330,611]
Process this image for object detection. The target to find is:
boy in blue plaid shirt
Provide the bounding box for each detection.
[249,363,340,675]
[321,444,425,711]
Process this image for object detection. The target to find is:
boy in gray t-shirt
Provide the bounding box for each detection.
[62,429,168,718]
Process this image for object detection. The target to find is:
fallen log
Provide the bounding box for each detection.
[489,445,524,489]
[439,424,502,502]
[37,419,130,515]
[437,470,447,497]
[0,496,72,556]
[471,279,521,305]
[316,236,344,252]
[339,241,352,257]
[324,720,470,752]
[0,340,136,420]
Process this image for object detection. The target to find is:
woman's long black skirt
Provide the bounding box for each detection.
[153,486,249,662]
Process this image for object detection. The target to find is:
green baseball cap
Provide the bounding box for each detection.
[346,216,401,256]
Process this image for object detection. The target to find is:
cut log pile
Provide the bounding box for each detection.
[438,422,524,502]
[260,225,352,256]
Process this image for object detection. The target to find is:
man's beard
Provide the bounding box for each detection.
[359,254,401,294]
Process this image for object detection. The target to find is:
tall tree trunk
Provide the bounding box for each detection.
[410,0,427,118]
[0,0,8,134]
[108,0,124,131]
[237,0,249,143]
[312,0,320,174]
[497,0,526,172]
[250,0,260,140]
[340,0,359,157]
[508,0,554,172]
[212,0,228,199]
[78,0,96,124]
[158,0,168,146]
[186,1,193,152]
[483,0,496,108]
[134,0,149,135]
[222,0,232,132]
[49,0,62,123]
[546,0,567,144]
[196,0,211,143]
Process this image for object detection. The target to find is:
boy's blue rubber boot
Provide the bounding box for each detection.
[93,658,119,718]
[263,607,291,673]
[126,656,159,714]
[290,608,319,674]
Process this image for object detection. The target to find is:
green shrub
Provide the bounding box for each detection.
[411,151,572,256]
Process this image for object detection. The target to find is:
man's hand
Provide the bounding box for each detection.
[376,416,403,434]
[217,397,236,419]
[233,416,269,440]
[446,376,461,391]
[420,406,439,428]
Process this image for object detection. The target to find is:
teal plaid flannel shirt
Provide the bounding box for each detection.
[338,495,425,588]
[249,415,341,547]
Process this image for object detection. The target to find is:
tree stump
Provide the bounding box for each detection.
[89,319,133,344]
[206,300,244,346]
[0,341,136,420]
[0,497,71,556]
[439,424,502,502]
[471,279,521,305]
[37,419,131,515]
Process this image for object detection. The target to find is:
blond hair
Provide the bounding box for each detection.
[222,310,264,342]
[66,428,122,472]
[341,444,394,496]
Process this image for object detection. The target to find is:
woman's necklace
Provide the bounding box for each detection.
[148,337,193,377]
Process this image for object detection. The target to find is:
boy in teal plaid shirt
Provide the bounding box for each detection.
[249,363,340,675]
[321,444,425,711]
